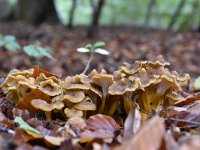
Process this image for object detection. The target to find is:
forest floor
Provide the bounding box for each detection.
[0,22,199,78]
[0,22,200,150]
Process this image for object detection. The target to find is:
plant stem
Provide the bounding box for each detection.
[82,49,94,74]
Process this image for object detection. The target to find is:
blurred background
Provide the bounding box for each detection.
[0,0,200,79]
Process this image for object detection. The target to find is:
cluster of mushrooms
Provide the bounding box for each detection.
[0,56,189,120]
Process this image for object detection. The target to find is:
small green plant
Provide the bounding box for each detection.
[194,76,200,90]
[77,41,109,74]
[23,44,55,60]
[0,34,20,51]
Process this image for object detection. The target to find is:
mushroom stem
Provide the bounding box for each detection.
[99,95,106,113]
[45,111,52,120]
[83,111,87,118]
[124,98,131,114]
[107,100,118,116]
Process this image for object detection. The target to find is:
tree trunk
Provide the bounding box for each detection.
[87,0,105,38]
[168,0,186,31]
[188,0,199,31]
[15,0,59,25]
[0,0,14,20]
[144,0,156,32]
[68,0,77,29]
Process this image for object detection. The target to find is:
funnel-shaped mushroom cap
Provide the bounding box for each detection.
[91,70,113,94]
[148,55,170,67]
[88,69,98,78]
[52,101,64,110]
[9,69,34,77]
[52,94,64,102]
[73,100,96,111]
[31,99,64,111]
[39,79,62,96]
[36,73,61,84]
[63,90,85,103]
[129,68,159,89]
[31,99,53,112]
[64,108,83,118]
[109,78,138,95]
[119,62,141,75]
[64,75,90,90]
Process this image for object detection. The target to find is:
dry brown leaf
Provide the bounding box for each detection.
[44,135,65,146]
[123,106,141,140]
[0,111,14,128]
[175,92,200,107]
[16,89,51,112]
[32,65,58,78]
[80,114,120,143]
[179,136,200,150]
[114,116,164,150]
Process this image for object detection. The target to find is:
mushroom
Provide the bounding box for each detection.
[109,75,139,114]
[90,69,113,113]
[63,75,90,92]
[73,97,96,118]
[31,99,64,120]
[63,90,85,104]
[64,108,83,118]
[39,79,62,96]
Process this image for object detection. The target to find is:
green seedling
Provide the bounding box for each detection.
[0,34,20,51]
[77,41,109,74]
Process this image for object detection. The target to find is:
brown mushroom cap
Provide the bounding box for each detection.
[31,99,53,112]
[64,108,83,118]
[73,101,96,111]
[63,90,85,103]
[52,101,65,110]
[31,99,64,111]
[39,79,62,96]
[109,78,138,95]
[91,73,113,95]
[64,75,90,90]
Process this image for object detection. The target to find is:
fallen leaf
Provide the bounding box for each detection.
[14,117,41,135]
[0,111,14,128]
[16,89,51,112]
[175,92,200,107]
[179,135,200,150]
[114,116,164,150]
[124,106,141,140]
[80,114,120,143]
[44,135,65,146]
[32,65,58,78]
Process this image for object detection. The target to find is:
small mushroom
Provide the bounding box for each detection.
[63,90,85,103]
[73,98,96,118]
[91,70,113,113]
[39,79,62,96]
[31,99,53,120]
[31,99,64,120]
[64,108,83,118]
[109,77,139,114]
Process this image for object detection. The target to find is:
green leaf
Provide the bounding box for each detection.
[37,47,54,59]
[23,45,41,57]
[5,42,20,51]
[93,41,106,49]
[85,44,92,50]
[23,45,55,60]
[14,117,41,135]
[0,35,20,51]
[194,76,200,90]
[4,35,16,42]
